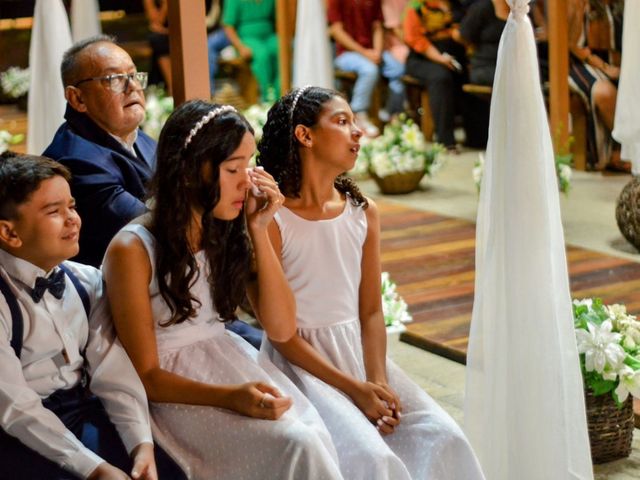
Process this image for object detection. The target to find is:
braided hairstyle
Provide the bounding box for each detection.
[150,100,253,326]
[258,86,368,208]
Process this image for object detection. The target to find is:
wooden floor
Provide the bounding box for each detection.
[378,200,640,364]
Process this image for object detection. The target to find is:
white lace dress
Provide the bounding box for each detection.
[121,224,343,480]
[261,201,486,480]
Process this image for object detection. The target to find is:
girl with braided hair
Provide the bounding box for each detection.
[102,100,343,479]
[258,86,485,480]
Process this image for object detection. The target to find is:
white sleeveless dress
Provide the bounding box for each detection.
[121,224,343,480]
[262,201,486,480]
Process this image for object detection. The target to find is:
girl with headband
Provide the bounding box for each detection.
[103,100,343,479]
[258,86,486,480]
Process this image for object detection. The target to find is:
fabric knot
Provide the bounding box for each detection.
[507,0,530,20]
[31,269,66,302]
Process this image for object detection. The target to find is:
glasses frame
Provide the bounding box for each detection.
[73,72,148,93]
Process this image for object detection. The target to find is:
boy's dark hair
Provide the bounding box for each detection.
[61,34,117,87]
[150,100,254,326]
[258,86,368,208]
[0,151,71,220]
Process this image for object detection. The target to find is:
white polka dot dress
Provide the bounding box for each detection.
[261,201,486,480]
[121,224,343,480]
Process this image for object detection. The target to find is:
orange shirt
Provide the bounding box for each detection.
[403,0,455,54]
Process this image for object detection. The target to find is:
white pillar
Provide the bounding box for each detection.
[71,0,101,42]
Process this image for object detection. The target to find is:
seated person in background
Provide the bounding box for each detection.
[207,0,231,96]
[455,0,508,86]
[43,35,155,269]
[328,0,406,137]
[0,152,185,480]
[381,0,411,122]
[404,0,487,149]
[43,35,262,347]
[143,0,172,92]
[223,0,279,102]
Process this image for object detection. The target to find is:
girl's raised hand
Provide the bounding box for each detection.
[245,167,285,231]
[227,381,293,420]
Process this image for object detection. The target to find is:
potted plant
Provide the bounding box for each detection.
[0,130,24,154]
[359,114,444,194]
[1,67,30,110]
[381,272,412,333]
[573,298,639,463]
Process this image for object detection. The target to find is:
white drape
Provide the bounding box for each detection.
[71,0,101,42]
[292,0,334,89]
[463,1,594,479]
[27,0,72,155]
[612,0,640,175]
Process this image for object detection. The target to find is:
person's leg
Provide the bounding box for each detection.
[207,28,232,95]
[381,51,406,115]
[335,51,379,113]
[266,34,280,101]
[244,36,275,102]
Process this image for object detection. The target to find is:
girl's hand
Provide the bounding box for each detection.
[245,167,285,232]
[226,382,292,420]
[350,381,395,425]
[130,443,157,480]
[372,381,403,435]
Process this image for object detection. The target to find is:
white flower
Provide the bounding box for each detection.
[614,365,640,402]
[381,272,412,327]
[559,163,572,183]
[576,320,625,374]
[573,298,593,309]
[0,67,30,98]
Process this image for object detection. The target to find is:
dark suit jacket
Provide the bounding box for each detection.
[43,106,156,267]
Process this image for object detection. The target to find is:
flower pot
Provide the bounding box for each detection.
[585,389,634,464]
[371,170,424,195]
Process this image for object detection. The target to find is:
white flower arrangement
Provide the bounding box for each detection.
[381,272,412,332]
[359,114,444,179]
[141,85,174,140]
[574,298,640,404]
[242,102,272,144]
[0,130,24,154]
[473,151,572,194]
[0,66,30,99]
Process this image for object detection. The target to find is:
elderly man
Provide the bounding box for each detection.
[44,35,153,269]
[44,36,263,348]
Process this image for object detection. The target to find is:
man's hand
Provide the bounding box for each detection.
[87,462,130,480]
[131,442,158,480]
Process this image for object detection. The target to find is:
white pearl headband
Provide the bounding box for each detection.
[290,85,311,124]
[184,105,237,149]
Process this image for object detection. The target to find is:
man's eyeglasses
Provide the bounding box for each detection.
[74,72,148,93]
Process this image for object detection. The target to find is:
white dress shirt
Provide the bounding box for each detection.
[0,248,153,479]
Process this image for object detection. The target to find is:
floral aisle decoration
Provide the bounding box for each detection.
[242,102,272,144]
[141,85,174,140]
[0,67,30,100]
[381,272,412,333]
[359,114,444,194]
[473,151,572,194]
[573,298,640,404]
[0,130,24,154]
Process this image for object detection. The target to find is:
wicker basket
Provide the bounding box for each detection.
[585,389,634,464]
[371,170,425,195]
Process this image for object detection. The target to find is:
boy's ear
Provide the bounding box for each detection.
[65,86,88,113]
[294,125,313,148]
[0,220,22,248]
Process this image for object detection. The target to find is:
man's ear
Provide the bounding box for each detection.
[65,86,88,113]
[0,220,22,249]
[294,124,313,148]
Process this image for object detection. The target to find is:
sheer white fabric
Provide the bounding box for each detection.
[27,0,72,155]
[71,0,101,42]
[263,203,486,479]
[463,1,594,479]
[292,0,334,88]
[120,224,343,480]
[612,0,640,174]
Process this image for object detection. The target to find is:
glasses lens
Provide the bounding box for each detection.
[108,75,128,93]
[135,72,148,89]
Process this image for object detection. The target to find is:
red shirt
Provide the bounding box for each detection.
[327,0,384,56]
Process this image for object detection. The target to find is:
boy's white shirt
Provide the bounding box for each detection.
[0,248,153,479]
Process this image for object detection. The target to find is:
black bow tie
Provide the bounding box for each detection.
[31,269,66,303]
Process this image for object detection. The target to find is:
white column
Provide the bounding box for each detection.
[292,0,334,89]
[71,0,101,42]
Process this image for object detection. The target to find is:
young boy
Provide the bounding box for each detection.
[0,152,184,479]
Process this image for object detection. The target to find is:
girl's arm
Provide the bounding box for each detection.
[103,231,291,420]
[359,200,403,420]
[245,169,296,342]
[264,215,395,424]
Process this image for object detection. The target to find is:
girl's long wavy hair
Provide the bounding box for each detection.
[150,100,253,326]
[257,86,368,208]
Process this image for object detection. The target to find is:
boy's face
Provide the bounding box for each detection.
[1,176,81,272]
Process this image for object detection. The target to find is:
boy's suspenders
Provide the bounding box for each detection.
[0,264,91,358]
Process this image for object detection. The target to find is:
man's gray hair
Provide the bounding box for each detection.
[60,34,117,87]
